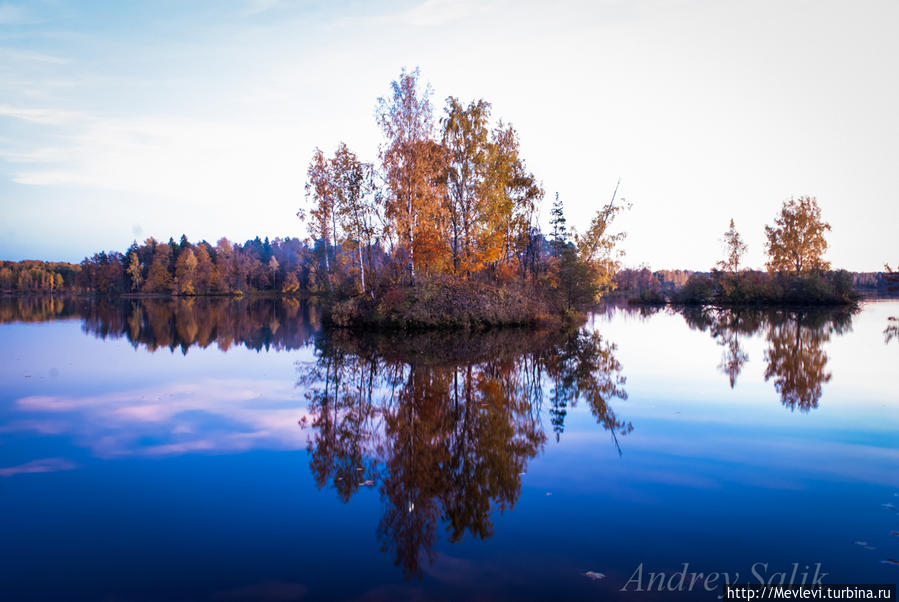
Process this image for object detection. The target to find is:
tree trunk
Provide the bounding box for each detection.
[358,242,366,294]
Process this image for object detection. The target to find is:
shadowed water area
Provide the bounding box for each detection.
[1,296,897,600]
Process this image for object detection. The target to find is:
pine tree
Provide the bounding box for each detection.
[549,192,568,255]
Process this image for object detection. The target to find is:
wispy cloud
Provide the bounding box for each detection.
[0,145,68,163]
[0,457,77,477]
[0,104,82,125]
[0,47,68,64]
[12,379,311,458]
[0,106,305,213]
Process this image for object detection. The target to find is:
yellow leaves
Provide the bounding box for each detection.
[309,69,548,286]
[765,196,831,275]
[571,193,628,298]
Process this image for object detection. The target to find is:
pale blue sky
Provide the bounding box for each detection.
[1,0,897,270]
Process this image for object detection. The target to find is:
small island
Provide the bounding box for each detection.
[626,198,860,307]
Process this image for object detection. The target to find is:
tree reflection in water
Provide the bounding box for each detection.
[885,317,898,344]
[681,308,763,389]
[0,295,875,575]
[298,327,630,578]
[763,310,853,411]
[681,306,854,411]
[0,296,320,352]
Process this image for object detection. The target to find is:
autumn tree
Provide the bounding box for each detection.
[125,250,143,291]
[175,248,198,295]
[572,180,627,296]
[441,97,491,275]
[282,270,300,293]
[305,148,337,290]
[215,238,235,293]
[144,244,173,293]
[764,196,831,274]
[332,142,377,295]
[194,244,214,293]
[376,68,447,283]
[482,121,542,274]
[717,218,747,275]
[440,99,542,278]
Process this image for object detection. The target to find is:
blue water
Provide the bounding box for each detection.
[1,298,897,600]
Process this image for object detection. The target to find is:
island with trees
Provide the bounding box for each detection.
[627,196,860,307]
[0,70,884,325]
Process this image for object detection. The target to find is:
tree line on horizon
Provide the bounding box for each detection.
[0,70,892,311]
[0,192,889,307]
[1,235,312,296]
[1,193,889,305]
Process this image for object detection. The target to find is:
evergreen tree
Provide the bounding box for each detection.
[549,192,568,254]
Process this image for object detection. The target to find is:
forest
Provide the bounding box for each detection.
[1,235,312,296]
[1,70,889,322]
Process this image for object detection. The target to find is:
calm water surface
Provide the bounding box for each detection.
[1,297,897,601]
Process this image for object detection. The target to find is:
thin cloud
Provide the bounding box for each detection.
[0,457,77,477]
[12,379,312,458]
[0,145,69,164]
[0,104,83,125]
[0,47,68,64]
[2,107,304,209]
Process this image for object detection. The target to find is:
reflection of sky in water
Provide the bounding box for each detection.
[2,324,314,466]
[1,301,897,601]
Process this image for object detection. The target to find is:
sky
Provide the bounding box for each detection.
[0,0,896,271]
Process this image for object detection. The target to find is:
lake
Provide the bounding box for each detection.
[1,297,897,600]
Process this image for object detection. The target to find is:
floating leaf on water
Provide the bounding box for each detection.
[583,571,606,581]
